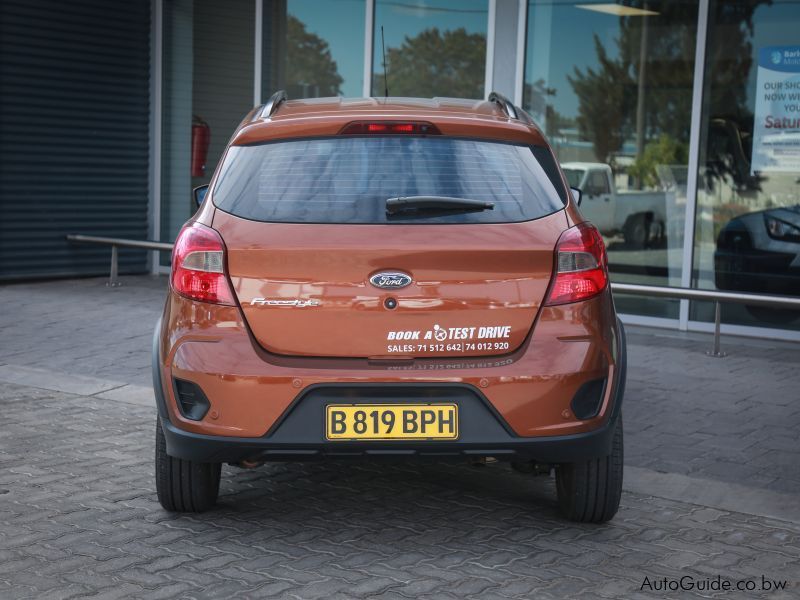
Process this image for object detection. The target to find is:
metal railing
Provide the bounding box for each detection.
[66,234,799,356]
[66,234,173,287]
[611,283,800,357]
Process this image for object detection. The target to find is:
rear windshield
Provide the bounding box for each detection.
[212,136,567,224]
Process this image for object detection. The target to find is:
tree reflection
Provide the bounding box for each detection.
[564,1,770,189]
[568,36,636,167]
[285,15,343,97]
[374,27,486,99]
[702,1,770,192]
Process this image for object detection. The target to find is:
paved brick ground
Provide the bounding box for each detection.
[2,276,800,598]
[2,275,799,493]
[0,277,162,387]
[623,328,800,495]
[0,382,798,599]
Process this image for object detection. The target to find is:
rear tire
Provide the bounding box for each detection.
[155,417,221,512]
[555,416,623,523]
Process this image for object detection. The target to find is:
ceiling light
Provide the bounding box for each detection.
[575,3,660,17]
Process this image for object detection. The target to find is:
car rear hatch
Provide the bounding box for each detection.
[210,132,569,358]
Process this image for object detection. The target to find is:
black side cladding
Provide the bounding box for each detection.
[152,318,170,421]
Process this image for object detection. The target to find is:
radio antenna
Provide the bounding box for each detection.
[381,26,389,98]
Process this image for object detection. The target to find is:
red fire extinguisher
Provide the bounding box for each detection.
[191,116,210,177]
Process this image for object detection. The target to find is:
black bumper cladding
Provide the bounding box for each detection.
[153,320,627,465]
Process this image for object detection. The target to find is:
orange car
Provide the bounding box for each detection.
[153,92,626,523]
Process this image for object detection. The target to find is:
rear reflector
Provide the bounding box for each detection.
[339,121,441,135]
[544,222,608,306]
[171,223,236,305]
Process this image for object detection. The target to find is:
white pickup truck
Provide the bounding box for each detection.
[562,162,670,248]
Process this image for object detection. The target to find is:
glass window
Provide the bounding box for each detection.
[692,0,800,330]
[160,0,255,260]
[372,0,488,98]
[213,137,566,224]
[588,170,611,196]
[563,168,583,188]
[263,0,366,99]
[523,1,699,318]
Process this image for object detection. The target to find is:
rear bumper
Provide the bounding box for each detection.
[154,316,627,464]
[159,407,621,464]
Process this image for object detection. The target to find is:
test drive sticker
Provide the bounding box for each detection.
[386,324,512,354]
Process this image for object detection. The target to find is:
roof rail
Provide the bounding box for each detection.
[488,91,518,121]
[258,90,288,119]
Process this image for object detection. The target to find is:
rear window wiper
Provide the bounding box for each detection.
[385,196,495,215]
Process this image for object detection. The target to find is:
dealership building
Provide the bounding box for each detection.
[1,0,798,338]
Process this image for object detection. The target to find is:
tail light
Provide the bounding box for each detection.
[544,222,608,306]
[338,121,441,135]
[171,223,236,305]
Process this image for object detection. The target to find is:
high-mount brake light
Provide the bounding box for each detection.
[339,121,441,135]
[171,223,236,306]
[544,222,608,306]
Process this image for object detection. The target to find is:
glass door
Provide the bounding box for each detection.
[160,0,256,259]
[523,0,700,319]
[692,0,800,332]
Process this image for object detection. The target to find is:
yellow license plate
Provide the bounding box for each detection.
[325,404,458,441]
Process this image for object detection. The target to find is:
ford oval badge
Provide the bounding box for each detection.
[369,271,413,290]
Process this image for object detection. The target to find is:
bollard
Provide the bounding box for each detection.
[705,301,726,358]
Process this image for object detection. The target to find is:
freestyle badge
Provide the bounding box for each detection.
[250,297,320,308]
